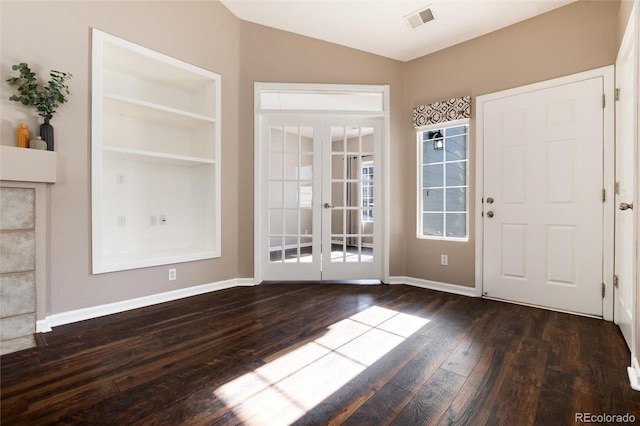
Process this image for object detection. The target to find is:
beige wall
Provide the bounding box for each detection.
[403,0,621,287]
[238,21,406,277]
[1,1,241,314]
[0,0,629,317]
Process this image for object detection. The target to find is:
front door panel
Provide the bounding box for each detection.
[482,77,604,316]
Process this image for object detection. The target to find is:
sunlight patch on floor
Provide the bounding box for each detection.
[214,305,430,425]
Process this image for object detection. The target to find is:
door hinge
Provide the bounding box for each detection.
[602,94,606,108]
[614,275,619,288]
[615,182,620,195]
[602,282,606,298]
[602,188,606,202]
[616,88,620,101]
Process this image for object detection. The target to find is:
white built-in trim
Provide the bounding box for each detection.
[389,276,477,298]
[36,278,255,333]
[628,357,640,391]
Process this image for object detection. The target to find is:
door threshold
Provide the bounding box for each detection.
[260,279,383,286]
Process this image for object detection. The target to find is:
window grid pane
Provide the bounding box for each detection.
[419,123,469,240]
[361,163,374,222]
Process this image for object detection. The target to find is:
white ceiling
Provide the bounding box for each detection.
[220,0,577,62]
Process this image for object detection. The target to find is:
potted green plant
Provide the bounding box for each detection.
[6,62,72,151]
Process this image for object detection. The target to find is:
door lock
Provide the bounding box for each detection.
[486,197,494,204]
[619,202,634,211]
[324,203,334,209]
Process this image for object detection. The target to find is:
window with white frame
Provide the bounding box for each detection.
[361,161,374,222]
[418,122,469,240]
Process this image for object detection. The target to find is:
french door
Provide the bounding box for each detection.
[258,116,383,281]
[323,118,382,280]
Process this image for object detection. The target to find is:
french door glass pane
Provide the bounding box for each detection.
[268,125,314,264]
[284,154,299,179]
[269,154,283,179]
[329,125,373,263]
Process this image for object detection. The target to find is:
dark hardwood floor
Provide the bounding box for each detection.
[2,283,639,425]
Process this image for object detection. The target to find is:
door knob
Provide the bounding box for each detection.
[486,211,494,218]
[324,203,334,209]
[486,197,494,204]
[619,202,634,211]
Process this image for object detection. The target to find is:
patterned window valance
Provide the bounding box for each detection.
[413,96,471,128]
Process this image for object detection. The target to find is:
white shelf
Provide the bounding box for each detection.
[103,93,215,128]
[91,28,221,274]
[103,39,215,93]
[102,146,215,166]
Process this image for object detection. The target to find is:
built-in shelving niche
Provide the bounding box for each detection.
[91,29,221,273]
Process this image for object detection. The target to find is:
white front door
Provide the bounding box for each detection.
[481,76,606,316]
[614,5,638,351]
[259,116,383,281]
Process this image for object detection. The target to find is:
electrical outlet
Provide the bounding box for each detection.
[168,268,176,281]
[116,173,126,185]
[159,214,167,225]
[441,254,448,266]
[150,215,158,226]
[117,216,126,227]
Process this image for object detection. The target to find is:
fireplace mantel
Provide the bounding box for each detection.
[0,145,57,183]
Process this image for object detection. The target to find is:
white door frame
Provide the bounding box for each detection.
[475,66,615,320]
[253,83,390,284]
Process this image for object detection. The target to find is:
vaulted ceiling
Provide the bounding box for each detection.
[220,0,577,62]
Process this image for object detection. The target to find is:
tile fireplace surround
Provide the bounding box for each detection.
[0,146,56,355]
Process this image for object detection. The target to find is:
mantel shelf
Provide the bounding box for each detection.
[0,146,57,183]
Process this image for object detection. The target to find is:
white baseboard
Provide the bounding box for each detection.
[36,278,256,333]
[389,276,477,298]
[628,357,640,391]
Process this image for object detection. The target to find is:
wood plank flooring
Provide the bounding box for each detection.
[2,283,639,425]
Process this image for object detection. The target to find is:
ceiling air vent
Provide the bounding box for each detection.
[405,6,435,29]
